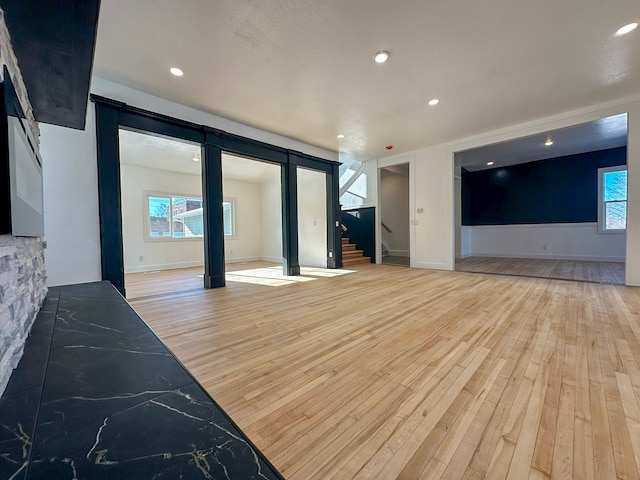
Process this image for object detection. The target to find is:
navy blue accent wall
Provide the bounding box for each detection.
[341,207,376,263]
[461,147,626,226]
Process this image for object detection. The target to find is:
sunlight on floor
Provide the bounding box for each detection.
[225,266,356,287]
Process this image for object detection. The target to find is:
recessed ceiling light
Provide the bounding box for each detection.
[192,157,200,162]
[486,161,494,166]
[428,99,440,106]
[373,51,390,63]
[616,22,638,36]
[545,139,554,146]
[337,134,345,139]
[170,67,184,77]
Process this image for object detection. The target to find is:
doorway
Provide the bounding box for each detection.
[297,167,328,268]
[379,163,410,266]
[119,129,205,299]
[221,153,283,278]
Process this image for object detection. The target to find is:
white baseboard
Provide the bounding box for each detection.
[260,256,282,263]
[225,256,261,264]
[388,249,410,257]
[469,252,625,263]
[124,261,203,274]
[412,261,454,271]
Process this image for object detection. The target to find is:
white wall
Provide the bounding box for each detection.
[626,103,640,285]
[380,172,409,256]
[260,176,283,263]
[41,78,337,286]
[297,168,327,267]
[454,175,462,258]
[41,108,101,286]
[223,178,263,263]
[120,165,204,273]
[462,223,626,262]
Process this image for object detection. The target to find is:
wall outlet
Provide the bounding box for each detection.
[139,255,144,261]
[542,244,547,251]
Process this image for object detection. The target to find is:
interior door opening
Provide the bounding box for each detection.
[379,163,410,267]
[119,128,205,299]
[221,153,284,283]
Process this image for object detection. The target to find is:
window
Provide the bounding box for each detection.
[223,199,235,237]
[147,194,203,238]
[146,193,235,239]
[598,166,627,233]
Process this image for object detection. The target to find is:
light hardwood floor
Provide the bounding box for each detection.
[125,261,281,299]
[130,262,640,479]
[456,256,625,285]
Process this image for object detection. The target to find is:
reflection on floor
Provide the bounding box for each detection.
[456,256,625,284]
[125,262,357,299]
[382,255,410,266]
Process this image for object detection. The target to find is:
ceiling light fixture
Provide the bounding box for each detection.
[486,161,494,166]
[616,22,638,36]
[337,134,345,139]
[192,156,200,162]
[545,139,554,146]
[428,99,440,106]
[170,67,184,77]
[373,51,390,63]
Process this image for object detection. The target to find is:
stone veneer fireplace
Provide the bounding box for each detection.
[0,9,47,396]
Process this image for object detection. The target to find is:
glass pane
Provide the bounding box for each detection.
[148,196,171,237]
[605,201,626,230]
[604,170,627,201]
[172,197,203,238]
[223,202,233,236]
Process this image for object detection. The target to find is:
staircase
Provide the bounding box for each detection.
[342,237,371,266]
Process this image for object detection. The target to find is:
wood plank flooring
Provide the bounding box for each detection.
[129,262,640,479]
[456,256,625,285]
[125,261,280,299]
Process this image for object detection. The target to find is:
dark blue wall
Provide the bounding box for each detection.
[341,206,376,263]
[462,147,626,226]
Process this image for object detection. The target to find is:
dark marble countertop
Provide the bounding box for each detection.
[0,281,284,480]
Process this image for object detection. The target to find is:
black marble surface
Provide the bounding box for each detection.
[0,281,284,480]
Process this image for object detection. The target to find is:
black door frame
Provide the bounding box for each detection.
[92,95,342,296]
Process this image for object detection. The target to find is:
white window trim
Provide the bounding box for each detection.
[597,166,627,234]
[223,197,237,239]
[144,190,204,242]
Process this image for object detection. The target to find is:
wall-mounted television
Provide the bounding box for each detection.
[0,66,44,237]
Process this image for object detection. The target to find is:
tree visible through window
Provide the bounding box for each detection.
[599,166,627,232]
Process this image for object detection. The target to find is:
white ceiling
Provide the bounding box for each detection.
[95,0,640,162]
[119,129,281,183]
[456,113,628,171]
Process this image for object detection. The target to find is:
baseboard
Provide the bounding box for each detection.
[412,261,454,271]
[124,261,203,274]
[469,252,625,263]
[225,256,261,264]
[388,250,410,257]
[260,256,282,263]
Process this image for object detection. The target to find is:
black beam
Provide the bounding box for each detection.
[289,152,334,173]
[94,102,125,295]
[203,144,225,288]
[0,0,101,129]
[326,161,342,268]
[282,161,300,275]
[206,129,288,165]
[119,111,204,145]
